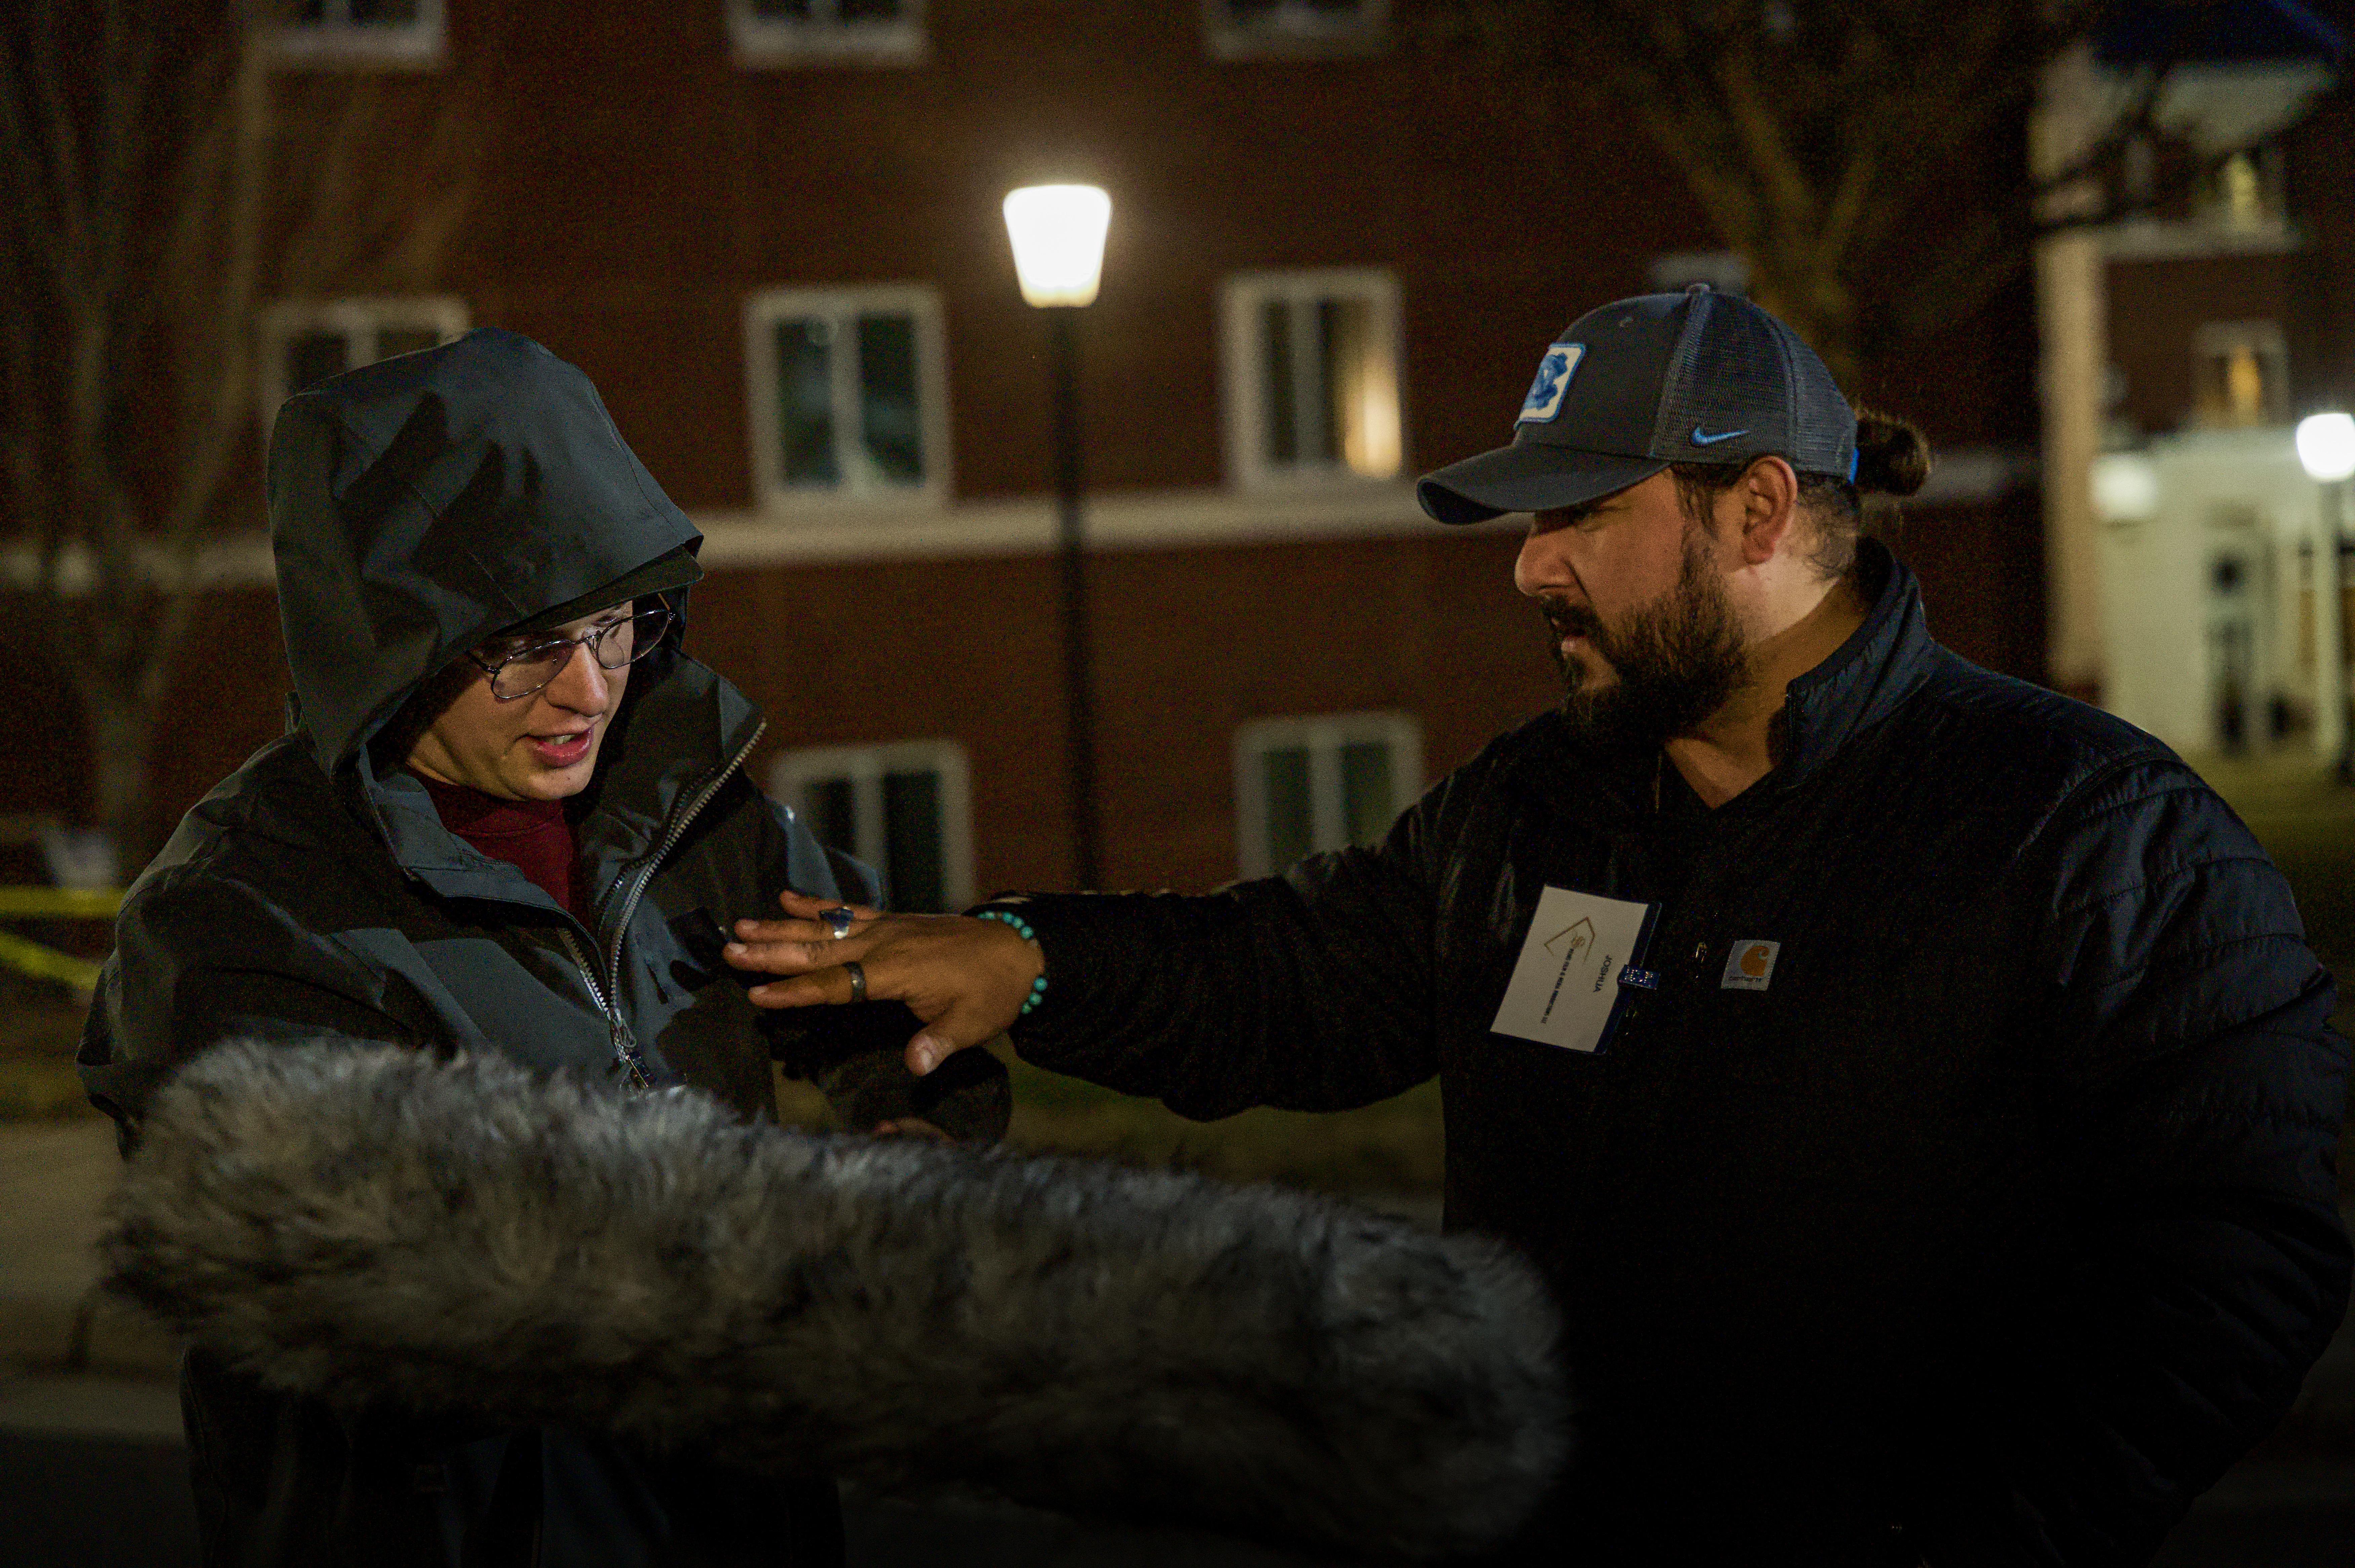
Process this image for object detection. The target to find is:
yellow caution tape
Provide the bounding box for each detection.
[0,929,102,993]
[0,887,123,918]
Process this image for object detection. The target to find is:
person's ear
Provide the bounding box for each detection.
[1735,456,1800,566]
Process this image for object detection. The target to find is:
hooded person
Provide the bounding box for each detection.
[77,327,1008,1566]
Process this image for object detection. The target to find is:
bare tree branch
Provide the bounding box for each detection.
[162,8,271,559]
[1,0,483,864]
[1421,0,2292,379]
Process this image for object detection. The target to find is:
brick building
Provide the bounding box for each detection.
[11,0,2047,901]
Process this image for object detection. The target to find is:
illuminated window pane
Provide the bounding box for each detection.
[857,312,923,484]
[2191,322,2287,429]
[1236,273,1400,484]
[2201,147,2280,232]
[776,319,838,486]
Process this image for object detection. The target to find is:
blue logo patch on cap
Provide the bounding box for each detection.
[1518,344,1583,425]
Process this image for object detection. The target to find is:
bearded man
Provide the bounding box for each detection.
[724,287,2351,1566]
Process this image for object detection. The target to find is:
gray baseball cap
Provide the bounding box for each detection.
[1417,285,1858,526]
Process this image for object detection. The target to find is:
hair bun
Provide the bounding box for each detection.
[1852,410,1930,498]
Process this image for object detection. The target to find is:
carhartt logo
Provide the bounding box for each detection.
[1720,940,1779,990]
[1691,426,1749,447]
[1519,344,1583,424]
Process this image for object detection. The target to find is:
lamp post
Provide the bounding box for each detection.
[1003,184,1112,887]
[2296,412,2355,782]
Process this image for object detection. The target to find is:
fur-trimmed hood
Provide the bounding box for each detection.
[102,1043,1568,1559]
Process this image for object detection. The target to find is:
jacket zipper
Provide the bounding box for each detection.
[558,926,651,1091]
[564,721,767,1090]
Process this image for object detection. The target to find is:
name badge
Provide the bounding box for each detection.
[1491,885,1659,1054]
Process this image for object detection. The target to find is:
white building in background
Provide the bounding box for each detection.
[2092,434,2344,755]
[2031,4,2342,748]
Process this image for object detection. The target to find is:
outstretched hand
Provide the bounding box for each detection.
[724,890,1044,1077]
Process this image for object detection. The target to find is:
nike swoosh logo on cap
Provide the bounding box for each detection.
[1691,426,1750,446]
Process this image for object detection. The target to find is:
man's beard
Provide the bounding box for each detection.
[1541,527,1748,751]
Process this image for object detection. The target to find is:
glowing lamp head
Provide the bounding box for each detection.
[1003,185,1112,308]
[2297,412,2355,483]
[2091,454,2160,523]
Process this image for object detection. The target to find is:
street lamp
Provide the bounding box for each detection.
[2296,412,2355,782]
[1003,184,1112,888]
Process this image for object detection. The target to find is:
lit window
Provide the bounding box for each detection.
[1221,269,1403,490]
[2199,145,2284,233]
[257,297,468,429]
[745,286,949,507]
[1205,0,1386,58]
[272,0,445,66]
[2191,321,2288,429]
[1234,713,1420,878]
[728,0,925,64]
[772,741,972,913]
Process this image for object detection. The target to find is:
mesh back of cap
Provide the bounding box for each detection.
[1775,318,1855,476]
[1650,293,1854,476]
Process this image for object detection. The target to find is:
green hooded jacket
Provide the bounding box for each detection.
[77,328,1004,1566]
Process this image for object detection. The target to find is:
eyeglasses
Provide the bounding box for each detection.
[466,608,675,702]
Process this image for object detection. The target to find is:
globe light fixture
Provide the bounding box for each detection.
[2296,411,2355,482]
[2089,453,2159,524]
[2297,412,2355,781]
[1002,185,1112,308]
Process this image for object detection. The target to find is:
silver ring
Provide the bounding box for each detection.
[824,906,855,940]
[844,959,867,1004]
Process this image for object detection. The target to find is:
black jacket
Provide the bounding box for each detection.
[79,330,1003,1567]
[1006,545,2351,1566]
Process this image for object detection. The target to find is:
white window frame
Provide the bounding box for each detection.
[1234,712,1421,879]
[1204,0,1388,60]
[744,284,952,511]
[257,295,469,431]
[771,740,974,912]
[1219,267,1405,493]
[270,0,447,68]
[2190,320,2290,428]
[727,0,927,66]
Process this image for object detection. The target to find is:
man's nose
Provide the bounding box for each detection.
[1514,527,1576,600]
[542,642,610,711]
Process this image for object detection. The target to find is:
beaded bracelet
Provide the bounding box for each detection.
[973,907,1049,1017]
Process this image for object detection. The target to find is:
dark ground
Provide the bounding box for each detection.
[2,1431,2350,1568]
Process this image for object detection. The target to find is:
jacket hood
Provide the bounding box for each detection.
[267,328,702,771]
